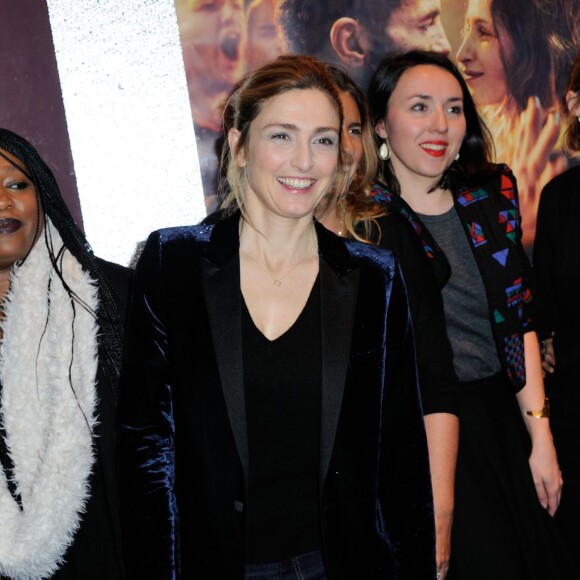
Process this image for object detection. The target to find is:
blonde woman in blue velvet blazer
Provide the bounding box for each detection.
[117,55,435,580]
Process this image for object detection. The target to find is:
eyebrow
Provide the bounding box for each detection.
[468,16,492,25]
[2,164,27,176]
[263,123,339,133]
[417,9,439,22]
[409,95,463,101]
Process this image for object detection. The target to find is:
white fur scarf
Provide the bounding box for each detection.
[0,220,99,579]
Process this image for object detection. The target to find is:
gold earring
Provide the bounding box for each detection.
[379,141,390,161]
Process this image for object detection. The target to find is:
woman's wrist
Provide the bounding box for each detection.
[525,417,554,444]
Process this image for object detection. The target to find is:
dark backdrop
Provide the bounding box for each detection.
[0,0,82,228]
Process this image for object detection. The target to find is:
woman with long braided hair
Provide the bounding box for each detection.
[0,128,130,579]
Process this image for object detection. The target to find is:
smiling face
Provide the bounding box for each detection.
[383,0,451,56]
[231,88,340,222]
[456,0,512,106]
[376,65,466,192]
[0,150,43,275]
[176,0,244,96]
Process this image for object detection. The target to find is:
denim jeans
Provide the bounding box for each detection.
[245,550,327,579]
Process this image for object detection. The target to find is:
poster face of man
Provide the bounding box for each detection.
[357,0,450,87]
[384,0,451,55]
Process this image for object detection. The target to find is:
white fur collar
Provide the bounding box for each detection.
[0,220,99,579]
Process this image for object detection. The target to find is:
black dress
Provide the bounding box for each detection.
[421,207,576,580]
[533,164,580,569]
[370,168,577,579]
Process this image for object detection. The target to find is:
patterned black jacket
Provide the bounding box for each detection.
[370,164,535,391]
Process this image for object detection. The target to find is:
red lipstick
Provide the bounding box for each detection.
[420,141,448,158]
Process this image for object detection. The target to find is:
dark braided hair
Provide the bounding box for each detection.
[0,128,124,397]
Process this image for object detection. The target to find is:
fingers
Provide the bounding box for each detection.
[531,112,560,176]
[434,510,452,580]
[528,435,563,517]
[437,560,449,580]
[435,539,450,579]
[511,97,561,195]
[545,471,563,516]
[534,477,549,511]
[532,465,563,516]
[540,339,556,374]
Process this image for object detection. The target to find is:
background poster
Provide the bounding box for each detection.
[175,0,580,248]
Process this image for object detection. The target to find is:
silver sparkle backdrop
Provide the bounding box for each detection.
[46,0,205,266]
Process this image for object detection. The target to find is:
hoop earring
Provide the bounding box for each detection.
[379,140,390,161]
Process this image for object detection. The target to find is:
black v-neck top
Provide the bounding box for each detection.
[243,277,322,563]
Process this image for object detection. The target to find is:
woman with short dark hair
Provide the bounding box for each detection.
[368,50,576,579]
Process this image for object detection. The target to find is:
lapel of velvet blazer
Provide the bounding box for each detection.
[315,222,359,487]
[200,214,360,490]
[201,213,249,485]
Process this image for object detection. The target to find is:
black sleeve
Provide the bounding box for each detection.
[380,259,436,577]
[116,233,180,578]
[374,214,458,416]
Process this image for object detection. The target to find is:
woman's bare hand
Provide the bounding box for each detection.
[540,335,556,377]
[506,97,565,246]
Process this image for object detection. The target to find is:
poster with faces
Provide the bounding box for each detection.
[175,0,579,248]
[2,0,575,262]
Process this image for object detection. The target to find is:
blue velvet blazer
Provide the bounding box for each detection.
[117,212,435,579]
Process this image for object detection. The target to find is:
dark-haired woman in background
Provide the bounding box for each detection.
[0,129,130,578]
[118,54,435,579]
[368,51,575,579]
[316,63,458,580]
[533,53,580,569]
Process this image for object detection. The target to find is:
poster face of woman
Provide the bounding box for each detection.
[456,0,511,107]
[175,0,579,248]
